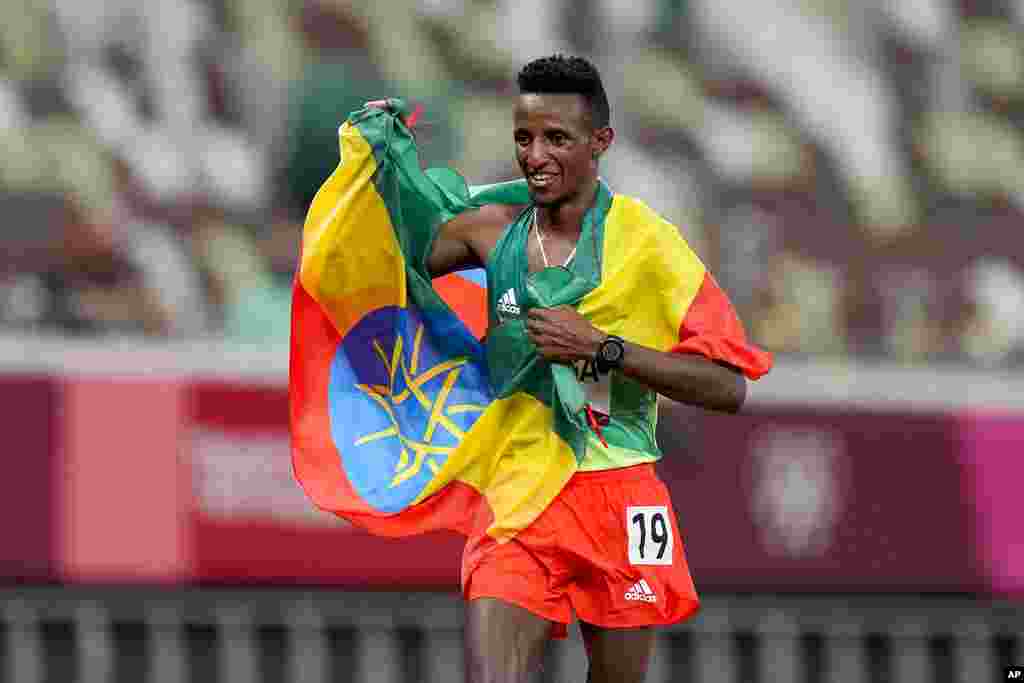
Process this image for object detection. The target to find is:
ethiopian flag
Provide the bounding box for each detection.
[290,100,772,543]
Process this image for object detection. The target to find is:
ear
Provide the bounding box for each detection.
[591,126,614,160]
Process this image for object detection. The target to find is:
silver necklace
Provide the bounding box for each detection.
[533,208,577,268]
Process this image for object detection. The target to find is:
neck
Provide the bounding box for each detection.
[537,176,600,236]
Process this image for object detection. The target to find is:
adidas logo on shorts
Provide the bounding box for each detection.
[497,288,520,318]
[624,579,657,603]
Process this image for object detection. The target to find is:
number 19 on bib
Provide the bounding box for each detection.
[627,506,674,565]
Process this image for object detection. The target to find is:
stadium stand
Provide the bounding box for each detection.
[1,0,1023,364]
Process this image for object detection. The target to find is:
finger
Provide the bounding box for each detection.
[525,317,548,334]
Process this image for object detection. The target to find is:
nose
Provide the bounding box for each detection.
[520,140,549,171]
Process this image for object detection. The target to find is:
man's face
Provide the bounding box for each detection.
[513,94,610,207]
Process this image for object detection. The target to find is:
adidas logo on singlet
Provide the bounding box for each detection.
[497,288,520,318]
[624,579,657,603]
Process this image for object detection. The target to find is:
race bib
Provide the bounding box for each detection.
[626,505,674,565]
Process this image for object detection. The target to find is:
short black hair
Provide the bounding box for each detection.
[516,54,610,128]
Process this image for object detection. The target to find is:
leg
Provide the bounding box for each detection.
[465,597,552,683]
[580,621,655,683]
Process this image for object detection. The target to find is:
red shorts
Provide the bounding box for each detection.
[461,463,700,639]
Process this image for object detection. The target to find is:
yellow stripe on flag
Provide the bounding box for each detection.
[578,195,706,351]
[299,124,406,338]
[414,393,577,542]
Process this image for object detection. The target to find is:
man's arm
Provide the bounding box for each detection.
[427,212,478,277]
[616,342,746,413]
[427,204,520,278]
[525,306,747,413]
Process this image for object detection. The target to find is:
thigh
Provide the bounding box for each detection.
[465,597,552,683]
[580,621,656,683]
[462,533,573,638]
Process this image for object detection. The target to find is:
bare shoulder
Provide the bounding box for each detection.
[446,203,526,253]
[447,203,524,239]
[429,202,526,276]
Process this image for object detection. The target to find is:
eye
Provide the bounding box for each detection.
[514,133,530,147]
[549,132,568,146]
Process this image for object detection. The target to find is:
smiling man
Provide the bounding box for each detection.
[414,55,773,683]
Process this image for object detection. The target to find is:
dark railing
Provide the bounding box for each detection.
[1,587,1020,682]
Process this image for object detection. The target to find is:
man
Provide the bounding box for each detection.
[293,53,771,683]
[407,55,772,683]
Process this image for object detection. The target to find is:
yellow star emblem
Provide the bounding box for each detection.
[354,324,486,489]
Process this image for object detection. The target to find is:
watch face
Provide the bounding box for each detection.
[601,339,624,363]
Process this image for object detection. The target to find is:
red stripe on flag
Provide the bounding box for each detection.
[289,280,376,516]
[405,103,424,129]
[669,273,773,380]
[433,273,487,340]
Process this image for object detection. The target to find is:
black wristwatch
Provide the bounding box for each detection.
[594,335,625,375]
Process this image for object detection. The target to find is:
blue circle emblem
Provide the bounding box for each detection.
[328,306,490,512]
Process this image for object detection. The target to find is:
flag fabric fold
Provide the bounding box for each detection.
[290,100,772,543]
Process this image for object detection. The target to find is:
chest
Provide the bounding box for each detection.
[525,226,581,274]
[489,224,585,327]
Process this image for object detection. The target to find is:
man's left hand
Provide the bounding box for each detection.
[526,306,605,364]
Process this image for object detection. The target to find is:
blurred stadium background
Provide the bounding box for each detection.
[1,0,1023,681]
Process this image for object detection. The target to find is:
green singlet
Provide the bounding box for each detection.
[483,185,663,471]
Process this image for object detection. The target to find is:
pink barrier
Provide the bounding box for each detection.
[60,377,190,583]
[1,373,1021,594]
[960,412,1024,597]
[188,381,463,586]
[658,403,990,593]
[0,375,57,580]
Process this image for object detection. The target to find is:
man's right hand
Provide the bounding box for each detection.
[364,99,422,129]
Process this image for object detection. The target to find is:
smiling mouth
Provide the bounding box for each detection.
[527,172,557,189]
